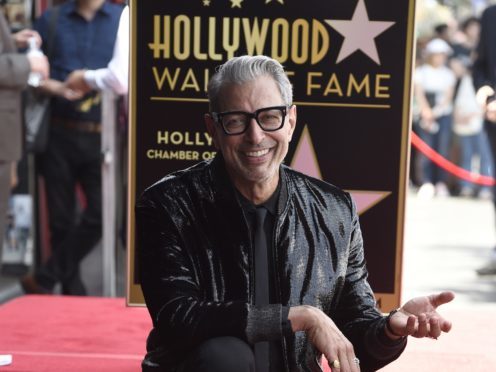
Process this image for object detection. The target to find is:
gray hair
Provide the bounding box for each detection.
[207,55,293,112]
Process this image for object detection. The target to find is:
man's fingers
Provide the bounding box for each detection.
[337,350,350,372]
[326,340,359,372]
[406,314,416,335]
[327,353,340,371]
[429,291,455,308]
[416,313,428,337]
[429,317,441,339]
[440,319,452,333]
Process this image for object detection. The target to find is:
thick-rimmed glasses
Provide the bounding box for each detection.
[211,105,288,135]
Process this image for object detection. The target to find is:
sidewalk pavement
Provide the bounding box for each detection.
[401,191,496,305]
[383,191,496,371]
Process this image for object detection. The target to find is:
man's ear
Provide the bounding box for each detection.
[287,104,297,141]
[205,113,220,149]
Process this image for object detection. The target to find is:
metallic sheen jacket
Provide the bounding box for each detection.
[136,155,405,371]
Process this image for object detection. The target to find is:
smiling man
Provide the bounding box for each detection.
[136,55,454,372]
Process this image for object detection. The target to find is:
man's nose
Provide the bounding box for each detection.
[244,118,265,143]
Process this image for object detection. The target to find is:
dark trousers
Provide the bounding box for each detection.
[174,337,255,372]
[486,122,496,211]
[35,125,102,294]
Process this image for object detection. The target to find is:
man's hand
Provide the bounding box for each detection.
[12,29,41,49]
[65,70,92,94]
[38,79,84,101]
[27,54,49,81]
[289,305,360,372]
[386,291,455,340]
[476,85,495,107]
[486,100,496,123]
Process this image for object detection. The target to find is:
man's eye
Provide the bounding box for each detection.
[224,117,245,127]
[259,111,282,123]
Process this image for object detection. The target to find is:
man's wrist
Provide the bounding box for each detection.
[384,308,405,340]
[281,306,293,337]
[288,305,312,332]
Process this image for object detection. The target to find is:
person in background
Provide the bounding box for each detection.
[414,38,457,198]
[65,4,128,95]
[451,16,493,199]
[433,22,455,47]
[0,11,48,269]
[136,55,455,372]
[65,3,130,252]
[20,0,124,295]
[472,4,496,275]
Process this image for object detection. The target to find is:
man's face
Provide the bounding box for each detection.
[206,75,296,192]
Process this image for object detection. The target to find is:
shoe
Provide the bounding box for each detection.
[435,182,450,197]
[459,186,473,198]
[62,274,87,296]
[417,183,435,199]
[20,275,52,295]
[476,260,496,276]
[477,188,493,200]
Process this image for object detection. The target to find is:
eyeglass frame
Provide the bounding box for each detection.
[210,105,291,135]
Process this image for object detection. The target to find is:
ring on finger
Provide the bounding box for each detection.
[353,357,360,364]
[330,359,341,369]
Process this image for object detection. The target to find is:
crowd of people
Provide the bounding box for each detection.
[412,5,496,276]
[412,16,494,200]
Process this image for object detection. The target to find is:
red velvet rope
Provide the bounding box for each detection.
[411,131,496,186]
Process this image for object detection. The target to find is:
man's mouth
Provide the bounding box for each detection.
[245,148,270,157]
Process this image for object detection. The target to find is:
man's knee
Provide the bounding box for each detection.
[185,337,255,372]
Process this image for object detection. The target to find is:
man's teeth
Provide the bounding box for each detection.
[246,149,269,157]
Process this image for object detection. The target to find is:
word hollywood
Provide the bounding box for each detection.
[149,16,331,64]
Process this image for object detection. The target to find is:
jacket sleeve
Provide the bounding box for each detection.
[472,8,492,90]
[136,188,286,356]
[0,13,30,89]
[0,53,30,89]
[334,197,406,370]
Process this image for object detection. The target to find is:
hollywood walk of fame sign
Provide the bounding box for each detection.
[127,0,416,310]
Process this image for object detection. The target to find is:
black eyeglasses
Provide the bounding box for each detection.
[211,105,289,135]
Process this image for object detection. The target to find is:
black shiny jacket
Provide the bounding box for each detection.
[136,155,405,371]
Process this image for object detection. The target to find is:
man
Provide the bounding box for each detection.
[136,55,454,372]
[472,4,496,276]
[0,12,48,269]
[20,0,124,295]
[64,4,129,95]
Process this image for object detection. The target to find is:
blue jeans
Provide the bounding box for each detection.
[418,114,452,184]
[459,130,494,190]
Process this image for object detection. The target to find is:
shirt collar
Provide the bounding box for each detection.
[237,178,282,216]
[67,0,112,17]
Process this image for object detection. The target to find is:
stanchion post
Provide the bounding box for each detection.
[101,90,118,297]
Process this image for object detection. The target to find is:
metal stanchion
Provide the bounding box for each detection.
[101,90,118,297]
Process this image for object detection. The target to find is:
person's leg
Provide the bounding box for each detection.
[417,126,435,184]
[416,126,436,198]
[59,132,102,295]
[477,122,496,275]
[477,129,494,198]
[434,115,453,192]
[459,134,475,195]
[178,337,255,372]
[0,162,11,271]
[31,128,77,291]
